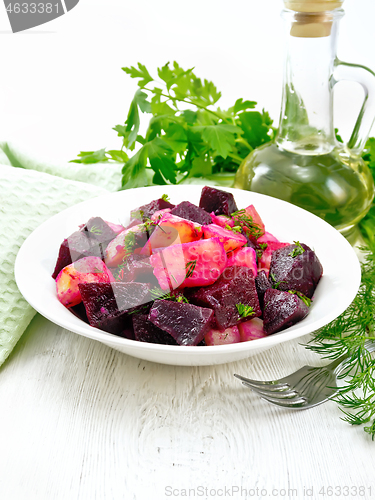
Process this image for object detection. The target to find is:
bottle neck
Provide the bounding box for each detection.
[276,10,343,155]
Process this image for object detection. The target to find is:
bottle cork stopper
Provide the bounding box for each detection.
[284,1,344,37]
[284,0,344,12]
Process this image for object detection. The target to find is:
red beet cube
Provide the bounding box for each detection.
[187,266,261,330]
[52,217,119,279]
[263,288,309,335]
[199,186,238,216]
[52,231,94,279]
[148,300,214,346]
[79,282,151,335]
[170,201,212,225]
[114,254,158,286]
[133,313,177,345]
[82,217,118,244]
[269,243,323,298]
[255,270,272,310]
[131,198,175,221]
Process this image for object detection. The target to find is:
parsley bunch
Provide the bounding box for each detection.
[72,62,275,188]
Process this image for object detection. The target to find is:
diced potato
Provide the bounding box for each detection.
[202,224,247,252]
[238,317,266,342]
[105,224,145,267]
[205,325,241,346]
[104,221,125,234]
[56,256,114,308]
[150,237,227,290]
[141,212,203,255]
[257,231,280,244]
[150,208,172,221]
[227,247,257,277]
[244,204,265,237]
[209,212,234,229]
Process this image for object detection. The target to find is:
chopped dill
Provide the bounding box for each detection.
[306,246,375,440]
[288,241,305,258]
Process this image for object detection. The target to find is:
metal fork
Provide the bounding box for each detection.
[234,340,375,409]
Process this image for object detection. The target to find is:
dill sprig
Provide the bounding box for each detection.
[185,259,197,279]
[306,246,375,439]
[270,272,286,290]
[89,225,102,235]
[231,209,263,240]
[150,287,188,303]
[256,242,268,260]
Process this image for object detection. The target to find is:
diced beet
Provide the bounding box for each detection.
[82,217,118,244]
[263,288,309,335]
[255,270,272,310]
[258,241,290,276]
[199,186,238,216]
[132,313,178,345]
[148,300,214,346]
[131,198,175,221]
[52,220,118,279]
[120,323,136,340]
[52,231,92,278]
[114,254,157,285]
[79,282,152,335]
[52,238,73,279]
[70,302,89,323]
[269,243,323,298]
[170,201,212,225]
[187,266,261,330]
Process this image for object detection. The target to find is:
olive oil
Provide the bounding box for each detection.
[234,2,375,240]
[234,142,374,233]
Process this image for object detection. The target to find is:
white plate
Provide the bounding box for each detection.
[15,185,361,366]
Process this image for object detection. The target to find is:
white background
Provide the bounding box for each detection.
[0,0,374,163]
[2,4,375,499]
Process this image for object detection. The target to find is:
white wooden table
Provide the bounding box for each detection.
[1,313,375,500]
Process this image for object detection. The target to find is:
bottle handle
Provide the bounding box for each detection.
[333,59,375,156]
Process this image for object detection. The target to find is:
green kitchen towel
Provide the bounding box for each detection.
[0,141,122,366]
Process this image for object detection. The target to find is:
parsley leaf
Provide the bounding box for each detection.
[122,63,153,88]
[148,137,178,184]
[236,303,255,318]
[288,290,312,307]
[288,241,305,258]
[196,124,242,159]
[70,149,108,164]
[69,62,287,188]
